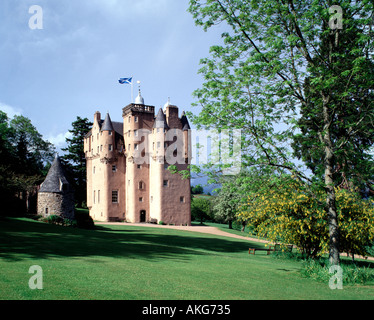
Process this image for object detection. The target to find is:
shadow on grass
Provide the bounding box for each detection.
[0,218,265,262]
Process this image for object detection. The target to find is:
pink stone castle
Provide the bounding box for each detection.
[84,91,191,224]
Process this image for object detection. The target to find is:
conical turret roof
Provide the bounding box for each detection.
[101,113,114,132]
[39,155,71,193]
[153,108,169,130]
[181,111,191,131]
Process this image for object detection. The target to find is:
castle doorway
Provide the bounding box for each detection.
[140,210,146,223]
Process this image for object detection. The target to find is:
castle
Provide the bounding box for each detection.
[84,91,191,225]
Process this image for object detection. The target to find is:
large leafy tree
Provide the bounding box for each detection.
[0,111,55,214]
[62,117,92,207]
[188,0,374,265]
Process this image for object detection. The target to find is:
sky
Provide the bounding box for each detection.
[0,0,225,151]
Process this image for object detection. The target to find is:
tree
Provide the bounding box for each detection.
[191,184,204,194]
[191,197,213,224]
[62,117,92,207]
[0,112,55,214]
[213,178,242,228]
[188,0,374,265]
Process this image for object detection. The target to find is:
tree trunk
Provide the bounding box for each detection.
[322,96,340,266]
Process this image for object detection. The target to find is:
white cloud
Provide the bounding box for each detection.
[0,102,23,118]
[46,131,73,148]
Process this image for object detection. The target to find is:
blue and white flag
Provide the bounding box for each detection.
[118,77,132,84]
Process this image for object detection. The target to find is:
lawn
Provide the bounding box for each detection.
[0,217,373,300]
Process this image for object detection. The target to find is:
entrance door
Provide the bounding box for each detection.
[140,210,146,223]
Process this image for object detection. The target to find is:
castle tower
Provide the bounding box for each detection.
[149,108,169,223]
[122,90,154,223]
[84,111,125,222]
[37,155,75,219]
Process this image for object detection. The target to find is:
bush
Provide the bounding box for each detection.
[191,184,204,195]
[240,176,374,258]
[42,215,77,227]
[300,259,374,285]
[45,215,64,225]
[75,210,95,230]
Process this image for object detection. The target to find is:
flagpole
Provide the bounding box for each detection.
[131,75,134,103]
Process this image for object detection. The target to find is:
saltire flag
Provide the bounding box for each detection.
[118,77,132,84]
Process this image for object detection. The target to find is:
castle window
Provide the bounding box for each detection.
[112,165,117,172]
[180,196,185,203]
[163,180,169,187]
[128,116,131,123]
[139,181,144,190]
[134,143,138,150]
[98,190,100,203]
[128,144,131,151]
[94,190,96,204]
[97,146,99,153]
[109,131,112,136]
[139,197,143,202]
[152,142,155,150]
[100,145,103,151]
[45,208,48,215]
[137,164,141,169]
[93,166,96,174]
[157,142,161,148]
[109,144,113,151]
[134,130,138,137]
[112,190,118,203]
[134,116,138,123]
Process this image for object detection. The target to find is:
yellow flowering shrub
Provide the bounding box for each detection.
[239,177,374,258]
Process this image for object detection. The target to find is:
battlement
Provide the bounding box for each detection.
[122,103,155,117]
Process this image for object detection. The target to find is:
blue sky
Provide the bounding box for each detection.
[0,0,225,150]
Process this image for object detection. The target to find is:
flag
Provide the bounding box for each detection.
[118,77,132,84]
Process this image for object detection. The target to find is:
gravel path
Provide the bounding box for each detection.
[96,222,269,244]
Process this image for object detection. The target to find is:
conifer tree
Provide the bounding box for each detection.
[62,117,92,207]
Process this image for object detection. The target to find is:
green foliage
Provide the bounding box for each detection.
[191,197,213,224]
[188,0,374,265]
[74,209,95,230]
[62,117,92,207]
[212,179,241,228]
[191,184,204,194]
[301,259,374,285]
[0,111,55,215]
[240,175,374,258]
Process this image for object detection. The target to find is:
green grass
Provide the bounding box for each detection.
[0,218,373,300]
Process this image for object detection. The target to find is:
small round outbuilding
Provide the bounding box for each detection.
[37,155,75,220]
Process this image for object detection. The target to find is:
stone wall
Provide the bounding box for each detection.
[37,192,75,220]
